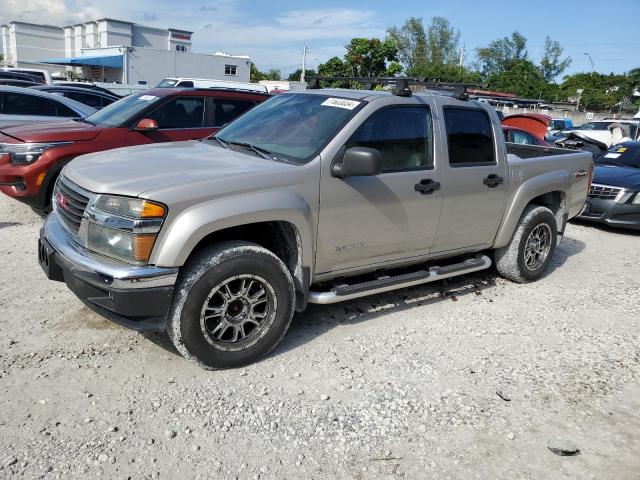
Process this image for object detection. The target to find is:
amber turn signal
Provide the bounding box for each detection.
[140,200,166,218]
[133,234,158,262]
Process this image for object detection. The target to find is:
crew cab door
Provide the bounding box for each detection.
[430,106,508,253]
[315,104,444,274]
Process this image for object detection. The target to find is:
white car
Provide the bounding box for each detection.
[155,77,268,94]
[565,120,639,147]
[1,68,52,84]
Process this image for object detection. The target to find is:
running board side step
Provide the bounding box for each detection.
[307,255,491,305]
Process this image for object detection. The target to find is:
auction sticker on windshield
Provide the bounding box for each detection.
[138,95,158,101]
[321,98,361,110]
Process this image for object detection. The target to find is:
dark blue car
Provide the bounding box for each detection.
[577,141,640,230]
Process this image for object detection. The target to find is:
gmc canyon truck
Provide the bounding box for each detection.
[38,82,593,369]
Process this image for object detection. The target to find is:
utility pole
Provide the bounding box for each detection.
[459,44,465,67]
[584,52,596,76]
[301,45,307,82]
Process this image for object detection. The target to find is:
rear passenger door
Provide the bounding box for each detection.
[126,96,212,145]
[431,106,508,253]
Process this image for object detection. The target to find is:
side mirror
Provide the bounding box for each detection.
[135,118,158,132]
[333,147,382,178]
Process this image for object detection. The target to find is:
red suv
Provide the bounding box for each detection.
[0,88,269,213]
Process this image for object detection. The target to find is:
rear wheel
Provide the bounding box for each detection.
[494,205,557,283]
[167,241,295,369]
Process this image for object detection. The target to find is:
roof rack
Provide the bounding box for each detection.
[306,76,478,101]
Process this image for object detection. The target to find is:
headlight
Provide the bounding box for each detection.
[86,194,167,264]
[0,142,71,165]
[94,194,166,219]
[88,223,157,264]
[632,192,640,205]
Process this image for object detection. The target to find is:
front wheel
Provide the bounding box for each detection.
[494,205,557,283]
[167,241,295,369]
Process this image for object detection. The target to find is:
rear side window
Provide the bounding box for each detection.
[147,97,205,128]
[346,106,433,172]
[444,107,495,166]
[1,92,75,117]
[65,91,103,109]
[176,81,194,87]
[511,129,537,145]
[206,98,256,127]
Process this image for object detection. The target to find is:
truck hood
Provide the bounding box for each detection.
[0,120,101,143]
[593,164,640,190]
[64,140,293,197]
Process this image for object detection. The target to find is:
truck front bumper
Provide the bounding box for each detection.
[576,197,640,231]
[39,213,178,332]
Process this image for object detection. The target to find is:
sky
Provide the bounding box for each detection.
[2,0,639,79]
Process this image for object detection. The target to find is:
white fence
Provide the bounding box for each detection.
[95,82,150,96]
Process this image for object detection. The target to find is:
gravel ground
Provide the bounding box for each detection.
[1,194,639,480]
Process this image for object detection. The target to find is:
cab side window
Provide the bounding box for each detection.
[444,107,495,166]
[345,106,433,172]
[205,98,256,127]
[147,97,204,128]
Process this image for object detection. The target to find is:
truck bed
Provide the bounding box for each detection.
[506,142,577,159]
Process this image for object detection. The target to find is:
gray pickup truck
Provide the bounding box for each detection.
[39,83,593,369]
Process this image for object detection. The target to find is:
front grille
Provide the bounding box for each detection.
[54,176,89,234]
[588,184,624,201]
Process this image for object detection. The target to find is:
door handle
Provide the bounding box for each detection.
[483,174,504,188]
[414,178,441,195]
[575,169,588,178]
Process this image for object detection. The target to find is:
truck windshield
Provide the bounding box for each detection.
[85,92,164,127]
[212,93,364,164]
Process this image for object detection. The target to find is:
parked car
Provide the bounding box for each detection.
[51,81,123,98]
[30,85,119,109]
[0,79,42,88]
[559,120,639,147]
[502,113,551,146]
[503,126,550,146]
[0,71,45,84]
[2,67,52,84]
[38,85,593,369]
[0,85,96,129]
[156,77,268,93]
[548,118,574,134]
[0,87,269,213]
[576,141,640,230]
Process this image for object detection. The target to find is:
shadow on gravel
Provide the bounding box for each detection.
[541,235,586,279]
[136,238,587,362]
[0,221,22,229]
[570,219,640,237]
[274,271,498,357]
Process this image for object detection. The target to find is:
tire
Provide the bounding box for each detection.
[494,205,557,283]
[167,241,295,370]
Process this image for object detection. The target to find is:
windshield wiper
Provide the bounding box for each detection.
[212,136,230,149]
[224,140,279,161]
[74,118,95,125]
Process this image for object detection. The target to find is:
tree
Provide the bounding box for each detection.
[287,68,317,82]
[387,17,428,71]
[558,72,636,111]
[539,36,571,81]
[264,69,282,81]
[250,64,281,82]
[476,32,528,78]
[316,57,352,88]
[425,16,460,66]
[344,38,401,77]
[486,59,550,99]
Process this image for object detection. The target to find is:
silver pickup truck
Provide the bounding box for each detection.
[39,84,593,369]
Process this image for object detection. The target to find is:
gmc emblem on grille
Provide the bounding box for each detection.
[56,191,70,210]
